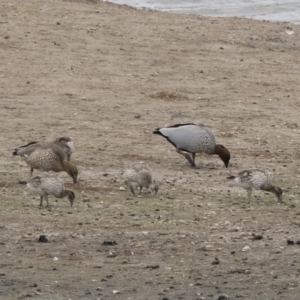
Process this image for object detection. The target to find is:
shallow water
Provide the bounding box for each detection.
[107,0,300,24]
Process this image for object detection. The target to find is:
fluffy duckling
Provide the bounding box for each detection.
[228,169,283,203]
[13,136,75,161]
[124,164,158,197]
[153,123,230,168]
[25,173,75,207]
[13,143,78,183]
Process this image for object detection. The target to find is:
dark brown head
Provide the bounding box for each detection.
[65,190,75,206]
[65,161,78,183]
[215,144,231,168]
[271,186,283,202]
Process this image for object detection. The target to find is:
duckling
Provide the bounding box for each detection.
[124,164,158,196]
[25,173,75,207]
[13,136,75,161]
[13,143,78,183]
[228,169,283,203]
[153,123,230,168]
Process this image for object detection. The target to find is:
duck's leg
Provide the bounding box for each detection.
[30,167,34,176]
[138,186,143,195]
[39,196,43,207]
[192,153,196,164]
[129,185,136,196]
[45,196,50,207]
[176,149,196,167]
[247,190,252,203]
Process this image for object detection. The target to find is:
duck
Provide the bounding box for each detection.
[13,136,75,161]
[228,169,283,203]
[124,164,158,197]
[25,173,75,207]
[52,137,75,160]
[12,143,78,183]
[153,123,230,168]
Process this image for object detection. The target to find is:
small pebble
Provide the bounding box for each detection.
[38,235,48,243]
[242,246,251,252]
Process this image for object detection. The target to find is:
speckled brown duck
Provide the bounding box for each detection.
[13,136,75,161]
[13,143,78,183]
[124,164,158,197]
[153,123,230,168]
[25,172,75,207]
[228,169,283,203]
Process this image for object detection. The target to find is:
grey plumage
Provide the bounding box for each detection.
[153,123,230,168]
[228,169,283,203]
[124,164,158,196]
[25,172,75,207]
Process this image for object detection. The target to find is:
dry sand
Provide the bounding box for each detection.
[1,0,300,299]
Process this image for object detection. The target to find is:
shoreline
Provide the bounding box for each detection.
[106,0,300,25]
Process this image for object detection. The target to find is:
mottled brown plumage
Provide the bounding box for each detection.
[13,136,75,161]
[13,143,78,183]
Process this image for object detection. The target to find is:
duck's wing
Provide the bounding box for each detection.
[153,124,213,153]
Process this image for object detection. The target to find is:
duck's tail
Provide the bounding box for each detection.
[12,141,38,156]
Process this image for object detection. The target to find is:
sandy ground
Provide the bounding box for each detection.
[1,0,300,299]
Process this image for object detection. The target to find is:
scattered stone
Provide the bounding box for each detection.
[287,239,295,245]
[18,180,27,184]
[218,295,229,300]
[102,241,117,246]
[145,265,160,269]
[107,251,116,258]
[134,114,141,118]
[252,234,263,240]
[103,173,108,176]
[212,257,220,265]
[3,280,13,286]
[119,187,126,191]
[242,246,251,252]
[38,235,48,243]
[112,290,120,294]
